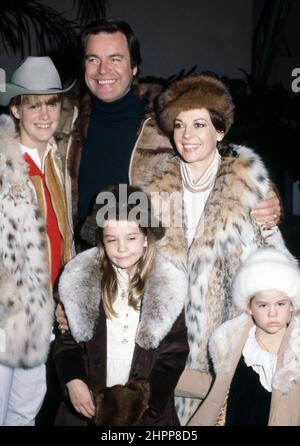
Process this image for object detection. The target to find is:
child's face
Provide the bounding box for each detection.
[102,219,147,276]
[11,95,61,149]
[248,290,293,335]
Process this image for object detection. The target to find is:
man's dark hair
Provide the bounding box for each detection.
[81,19,142,70]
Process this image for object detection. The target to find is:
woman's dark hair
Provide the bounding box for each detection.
[207,108,226,133]
[81,19,142,70]
[207,108,231,153]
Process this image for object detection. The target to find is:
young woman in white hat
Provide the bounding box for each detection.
[0,57,74,425]
[188,248,300,426]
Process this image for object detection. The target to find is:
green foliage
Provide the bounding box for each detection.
[73,0,109,27]
[0,0,76,57]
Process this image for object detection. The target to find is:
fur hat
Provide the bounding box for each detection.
[232,248,300,312]
[80,184,165,247]
[156,74,234,135]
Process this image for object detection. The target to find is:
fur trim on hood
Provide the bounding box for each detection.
[209,313,300,394]
[59,247,187,349]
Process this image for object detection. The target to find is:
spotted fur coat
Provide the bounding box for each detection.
[138,144,286,424]
[0,116,54,368]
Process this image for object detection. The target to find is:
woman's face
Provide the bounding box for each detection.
[173,108,224,169]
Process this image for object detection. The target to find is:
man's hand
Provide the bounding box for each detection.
[55,303,69,334]
[66,379,95,419]
[251,194,281,229]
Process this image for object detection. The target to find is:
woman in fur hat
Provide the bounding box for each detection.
[137,74,289,425]
[188,248,300,426]
[53,185,189,426]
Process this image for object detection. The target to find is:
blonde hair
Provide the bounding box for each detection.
[9,94,62,132]
[99,229,156,319]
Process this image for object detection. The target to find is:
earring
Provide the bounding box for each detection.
[217,130,224,142]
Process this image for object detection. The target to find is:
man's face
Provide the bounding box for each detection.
[84,32,137,102]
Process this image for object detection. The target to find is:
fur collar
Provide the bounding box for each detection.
[59,247,186,349]
[142,144,270,267]
[209,313,300,394]
[209,313,251,373]
[0,115,29,189]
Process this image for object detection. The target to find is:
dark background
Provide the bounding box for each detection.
[1,0,299,256]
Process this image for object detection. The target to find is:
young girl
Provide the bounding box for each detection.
[54,184,189,426]
[188,247,300,426]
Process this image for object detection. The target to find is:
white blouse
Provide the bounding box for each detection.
[106,268,140,387]
[19,140,54,173]
[180,150,220,247]
[242,326,277,392]
[183,185,213,247]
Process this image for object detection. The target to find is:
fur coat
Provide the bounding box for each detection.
[188,313,300,426]
[0,116,54,368]
[55,81,172,224]
[134,142,286,424]
[54,247,189,426]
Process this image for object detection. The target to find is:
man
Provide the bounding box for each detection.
[54,20,283,426]
[64,20,146,230]
[59,19,281,233]
[0,56,74,425]
[56,19,281,325]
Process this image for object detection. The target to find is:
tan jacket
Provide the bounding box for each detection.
[56,84,172,225]
[189,313,300,426]
[129,116,173,185]
[29,138,74,274]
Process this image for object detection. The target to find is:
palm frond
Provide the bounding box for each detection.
[0,0,76,57]
[73,0,109,26]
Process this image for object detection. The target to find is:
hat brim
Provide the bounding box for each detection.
[0,79,76,106]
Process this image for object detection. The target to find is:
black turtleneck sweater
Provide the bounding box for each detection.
[78,88,146,221]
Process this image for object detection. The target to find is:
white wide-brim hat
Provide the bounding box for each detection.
[0,56,76,106]
[232,248,300,311]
